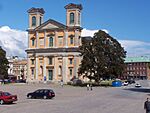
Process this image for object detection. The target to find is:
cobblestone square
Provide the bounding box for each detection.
[0,83,148,113]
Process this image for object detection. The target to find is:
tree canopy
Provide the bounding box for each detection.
[78,30,126,82]
[0,47,9,79]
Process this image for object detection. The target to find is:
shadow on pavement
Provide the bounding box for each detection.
[124,88,150,93]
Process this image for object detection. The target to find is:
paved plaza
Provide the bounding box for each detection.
[0,83,148,113]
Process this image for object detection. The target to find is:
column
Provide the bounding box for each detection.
[62,56,68,83]
[36,31,38,48]
[74,30,78,46]
[53,57,56,81]
[43,56,46,81]
[44,30,46,48]
[28,33,30,48]
[35,57,38,80]
[27,55,30,82]
[74,56,77,78]
[54,31,58,47]
[64,30,68,48]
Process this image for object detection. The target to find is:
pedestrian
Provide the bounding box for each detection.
[144,98,150,113]
[60,79,63,88]
[87,84,90,91]
[90,84,93,91]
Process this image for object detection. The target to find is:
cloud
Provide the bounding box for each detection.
[0,27,149,58]
[81,28,109,37]
[0,26,27,57]
[119,40,150,57]
[81,28,150,57]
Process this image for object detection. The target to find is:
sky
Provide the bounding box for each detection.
[0,0,150,57]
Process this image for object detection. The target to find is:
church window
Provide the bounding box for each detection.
[70,13,74,24]
[32,16,36,26]
[49,37,53,47]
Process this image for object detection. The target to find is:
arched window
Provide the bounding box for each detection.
[70,13,74,24]
[32,16,36,26]
[49,37,53,47]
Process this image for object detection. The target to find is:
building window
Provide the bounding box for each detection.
[40,17,42,25]
[49,37,53,47]
[31,39,35,46]
[58,36,63,46]
[69,68,73,76]
[32,16,36,26]
[70,37,73,44]
[70,13,74,24]
[69,58,73,64]
[48,69,53,80]
[48,57,53,65]
[31,59,34,65]
[31,68,34,75]
[58,66,62,75]
[39,38,44,46]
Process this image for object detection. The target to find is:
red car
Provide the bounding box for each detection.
[0,91,17,105]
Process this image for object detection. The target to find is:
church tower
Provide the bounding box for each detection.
[27,8,45,29]
[65,3,82,27]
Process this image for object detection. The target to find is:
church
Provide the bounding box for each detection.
[26,3,83,83]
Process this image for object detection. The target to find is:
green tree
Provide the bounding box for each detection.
[0,47,9,79]
[78,30,126,82]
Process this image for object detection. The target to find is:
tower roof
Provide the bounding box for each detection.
[27,7,45,14]
[65,3,83,10]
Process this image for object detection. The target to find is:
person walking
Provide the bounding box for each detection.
[87,84,90,91]
[144,98,150,113]
[60,79,63,88]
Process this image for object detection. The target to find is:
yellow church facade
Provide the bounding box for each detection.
[26,3,83,83]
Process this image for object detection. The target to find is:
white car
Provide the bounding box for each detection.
[122,81,128,86]
[135,83,141,88]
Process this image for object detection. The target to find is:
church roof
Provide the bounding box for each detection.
[34,19,66,30]
[27,7,45,14]
[65,3,83,10]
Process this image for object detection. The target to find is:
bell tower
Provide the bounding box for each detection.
[27,8,45,29]
[65,3,82,27]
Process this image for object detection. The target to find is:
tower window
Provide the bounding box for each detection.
[70,13,74,24]
[40,17,42,25]
[49,37,53,47]
[32,16,36,26]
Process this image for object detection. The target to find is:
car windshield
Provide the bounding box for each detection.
[4,92,11,96]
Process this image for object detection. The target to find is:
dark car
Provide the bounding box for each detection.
[0,91,17,105]
[27,89,55,99]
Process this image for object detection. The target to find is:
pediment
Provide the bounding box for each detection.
[35,19,66,30]
[42,23,59,29]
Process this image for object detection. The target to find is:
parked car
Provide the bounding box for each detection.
[27,89,55,99]
[135,83,141,88]
[0,91,17,105]
[122,81,128,86]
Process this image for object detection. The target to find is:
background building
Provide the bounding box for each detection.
[123,56,150,80]
[7,56,27,81]
[26,3,83,83]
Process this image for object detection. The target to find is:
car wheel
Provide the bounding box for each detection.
[0,100,4,105]
[28,95,32,99]
[43,95,47,99]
